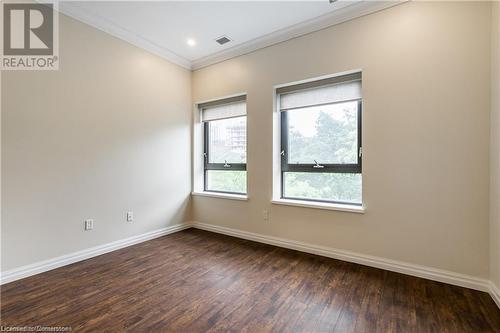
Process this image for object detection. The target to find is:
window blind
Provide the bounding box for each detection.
[278,72,361,111]
[199,95,246,122]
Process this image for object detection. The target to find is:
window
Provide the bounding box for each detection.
[277,72,362,205]
[199,96,247,195]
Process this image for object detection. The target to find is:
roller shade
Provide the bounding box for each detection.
[199,95,246,122]
[278,72,361,111]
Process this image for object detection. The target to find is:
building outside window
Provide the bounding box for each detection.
[199,96,247,195]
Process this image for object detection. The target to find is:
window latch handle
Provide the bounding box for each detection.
[223,160,231,168]
[280,150,285,156]
[313,160,325,169]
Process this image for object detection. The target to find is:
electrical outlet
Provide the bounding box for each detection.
[263,210,269,221]
[84,219,94,231]
[126,211,133,222]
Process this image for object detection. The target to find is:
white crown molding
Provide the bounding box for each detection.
[52,1,404,71]
[0,223,191,285]
[191,1,405,70]
[56,2,192,69]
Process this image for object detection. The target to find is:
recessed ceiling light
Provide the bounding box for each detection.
[187,38,196,47]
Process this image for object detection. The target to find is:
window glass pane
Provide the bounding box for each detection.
[209,117,246,163]
[287,101,358,164]
[283,172,361,204]
[206,170,247,194]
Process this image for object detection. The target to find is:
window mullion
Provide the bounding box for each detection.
[286,164,361,174]
[206,163,246,171]
[358,100,362,172]
[277,73,362,204]
[202,110,247,194]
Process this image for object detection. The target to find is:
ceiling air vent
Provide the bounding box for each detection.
[215,36,232,45]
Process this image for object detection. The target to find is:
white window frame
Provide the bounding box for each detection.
[272,71,365,213]
[192,93,248,201]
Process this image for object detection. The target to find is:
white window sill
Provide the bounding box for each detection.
[271,198,365,213]
[191,191,248,201]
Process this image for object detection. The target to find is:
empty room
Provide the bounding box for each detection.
[1,0,500,331]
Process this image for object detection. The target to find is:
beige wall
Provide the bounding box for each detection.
[1,14,192,271]
[1,1,496,282]
[192,1,492,278]
[491,1,500,288]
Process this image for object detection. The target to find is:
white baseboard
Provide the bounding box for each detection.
[0,223,191,285]
[490,282,500,309]
[2,221,498,310]
[190,222,493,294]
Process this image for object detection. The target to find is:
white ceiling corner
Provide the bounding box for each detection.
[57,1,404,71]
[58,2,192,69]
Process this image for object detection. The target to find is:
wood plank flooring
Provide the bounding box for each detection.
[1,228,499,332]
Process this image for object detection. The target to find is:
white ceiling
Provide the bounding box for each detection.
[59,1,401,69]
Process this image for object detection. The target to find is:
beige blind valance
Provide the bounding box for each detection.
[278,72,361,111]
[199,95,246,122]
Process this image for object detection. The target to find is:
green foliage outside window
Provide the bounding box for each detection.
[284,102,362,204]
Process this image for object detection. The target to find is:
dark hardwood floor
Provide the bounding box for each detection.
[1,228,499,332]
